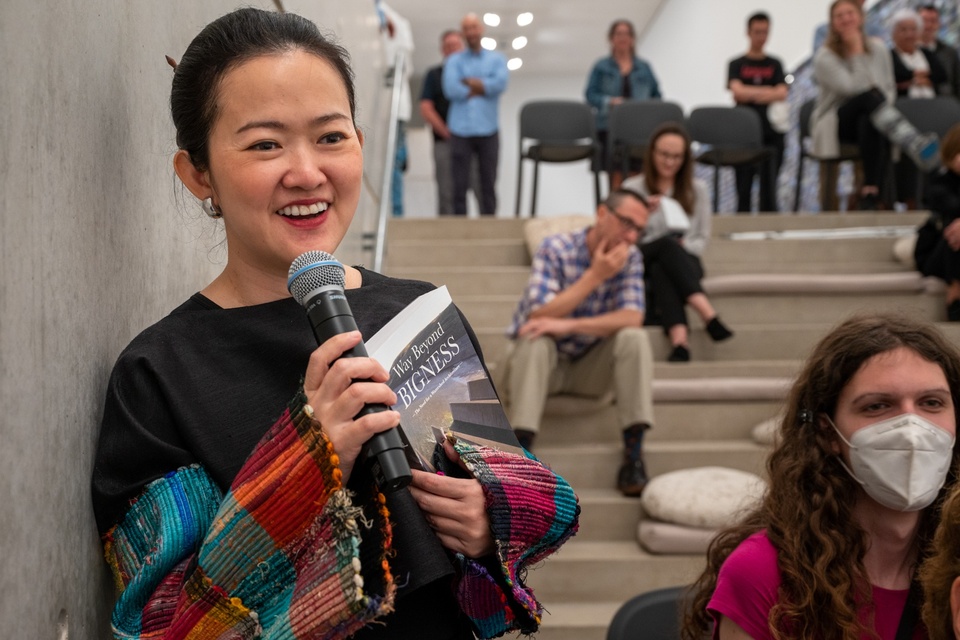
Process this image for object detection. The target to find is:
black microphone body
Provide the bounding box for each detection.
[289,253,412,492]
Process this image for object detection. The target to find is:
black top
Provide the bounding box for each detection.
[421,64,451,142]
[926,169,960,225]
[727,55,786,135]
[891,47,948,97]
[92,267,476,640]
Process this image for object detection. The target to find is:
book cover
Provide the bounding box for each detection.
[366,286,523,471]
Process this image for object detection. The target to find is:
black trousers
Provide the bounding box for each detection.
[735,131,784,213]
[837,88,888,191]
[642,236,705,329]
[450,133,499,215]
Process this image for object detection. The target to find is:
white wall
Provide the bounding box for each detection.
[403,0,839,219]
[0,1,388,637]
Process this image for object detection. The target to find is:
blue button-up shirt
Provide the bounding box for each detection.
[442,47,509,137]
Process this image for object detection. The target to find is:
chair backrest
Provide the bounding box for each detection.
[606,585,690,640]
[608,100,686,148]
[895,96,960,139]
[687,106,763,148]
[519,100,596,145]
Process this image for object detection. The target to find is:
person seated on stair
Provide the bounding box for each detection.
[916,124,960,322]
[682,314,960,640]
[621,123,733,362]
[503,188,655,497]
[920,479,960,640]
[812,0,940,211]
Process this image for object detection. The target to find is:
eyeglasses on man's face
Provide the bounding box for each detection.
[607,207,646,237]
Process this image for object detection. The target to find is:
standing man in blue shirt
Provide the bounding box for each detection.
[443,13,509,216]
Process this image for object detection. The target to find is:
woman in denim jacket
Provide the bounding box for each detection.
[585,19,661,186]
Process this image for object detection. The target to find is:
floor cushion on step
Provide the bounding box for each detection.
[751,415,782,446]
[641,466,766,529]
[637,519,718,554]
[703,272,928,295]
[893,234,917,268]
[523,214,593,257]
[653,377,792,402]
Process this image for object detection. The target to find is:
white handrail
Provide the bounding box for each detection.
[372,51,405,273]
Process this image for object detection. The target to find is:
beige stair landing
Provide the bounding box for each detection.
[382,212,944,640]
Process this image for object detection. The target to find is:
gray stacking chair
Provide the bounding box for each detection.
[515,100,601,217]
[606,585,690,640]
[607,100,685,178]
[687,106,771,212]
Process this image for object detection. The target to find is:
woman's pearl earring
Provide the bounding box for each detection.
[202,198,223,219]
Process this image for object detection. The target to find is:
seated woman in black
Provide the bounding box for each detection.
[917,123,960,321]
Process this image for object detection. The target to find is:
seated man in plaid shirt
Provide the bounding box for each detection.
[504,188,655,497]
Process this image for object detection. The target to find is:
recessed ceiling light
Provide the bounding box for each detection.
[517,12,533,27]
[507,57,523,71]
[481,37,497,51]
[512,36,528,50]
[483,13,501,27]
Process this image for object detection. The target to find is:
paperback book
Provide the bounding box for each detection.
[366,286,523,471]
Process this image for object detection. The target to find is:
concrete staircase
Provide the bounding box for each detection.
[382,211,955,640]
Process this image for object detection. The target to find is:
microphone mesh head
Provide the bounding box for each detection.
[287,251,345,306]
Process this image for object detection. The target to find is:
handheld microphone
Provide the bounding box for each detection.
[287,250,412,492]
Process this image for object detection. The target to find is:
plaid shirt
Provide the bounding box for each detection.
[508,227,645,358]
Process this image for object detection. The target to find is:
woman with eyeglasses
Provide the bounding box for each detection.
[622,123,732,362]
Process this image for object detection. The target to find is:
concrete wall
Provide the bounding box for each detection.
[0,1,388,637]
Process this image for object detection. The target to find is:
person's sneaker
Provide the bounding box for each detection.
[668,344,690,362]
[913,134,941,173]
[706,317,734,342]
[858,192,879,211]
[617,458,648,497]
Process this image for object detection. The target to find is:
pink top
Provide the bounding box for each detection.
[707,531,924,640]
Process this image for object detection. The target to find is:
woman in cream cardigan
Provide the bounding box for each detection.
[811,0,896,210]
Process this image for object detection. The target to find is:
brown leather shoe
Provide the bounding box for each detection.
[617,457,648,497]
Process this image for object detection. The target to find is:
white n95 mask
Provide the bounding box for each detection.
[830,413,955,512]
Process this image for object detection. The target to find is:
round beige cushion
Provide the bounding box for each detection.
[751,416,781,446]
[641,466,766,529]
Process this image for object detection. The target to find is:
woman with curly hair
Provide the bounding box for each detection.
[683,314,960,640]
[920,483,960,640]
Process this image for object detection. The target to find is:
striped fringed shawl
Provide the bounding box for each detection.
[103,392,579,639]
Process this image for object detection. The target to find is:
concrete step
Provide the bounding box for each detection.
[710,211,925,234]
[534,601,622,640]
[384,237,528,268]
[481,322,960,365]
[707,260,911,276]
[453,289,941,332]
[386,217,526,241]
[652,360,801,379]
[384,265,531,297]
[538,398,782,444]
[702,236,902,266]
[527,540,704,602]
[536,440,768,491]
[574,489,644,542]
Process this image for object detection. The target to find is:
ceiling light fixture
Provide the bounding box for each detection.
[517,12,533,27]
[512,36,528,50]
[507,57,523,71]
[483,13,501,27]
[481,37,498,51]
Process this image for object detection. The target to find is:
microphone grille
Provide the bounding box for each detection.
[287,251,345,305]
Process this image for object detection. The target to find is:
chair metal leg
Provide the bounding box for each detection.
[531,159,540,217]
[712,164,720,212]
[515,156,524,217]
[594,168,601,208]
[794,155,805,212]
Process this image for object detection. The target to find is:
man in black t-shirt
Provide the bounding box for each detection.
[727,12,788,213]
[420,30,475,216]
